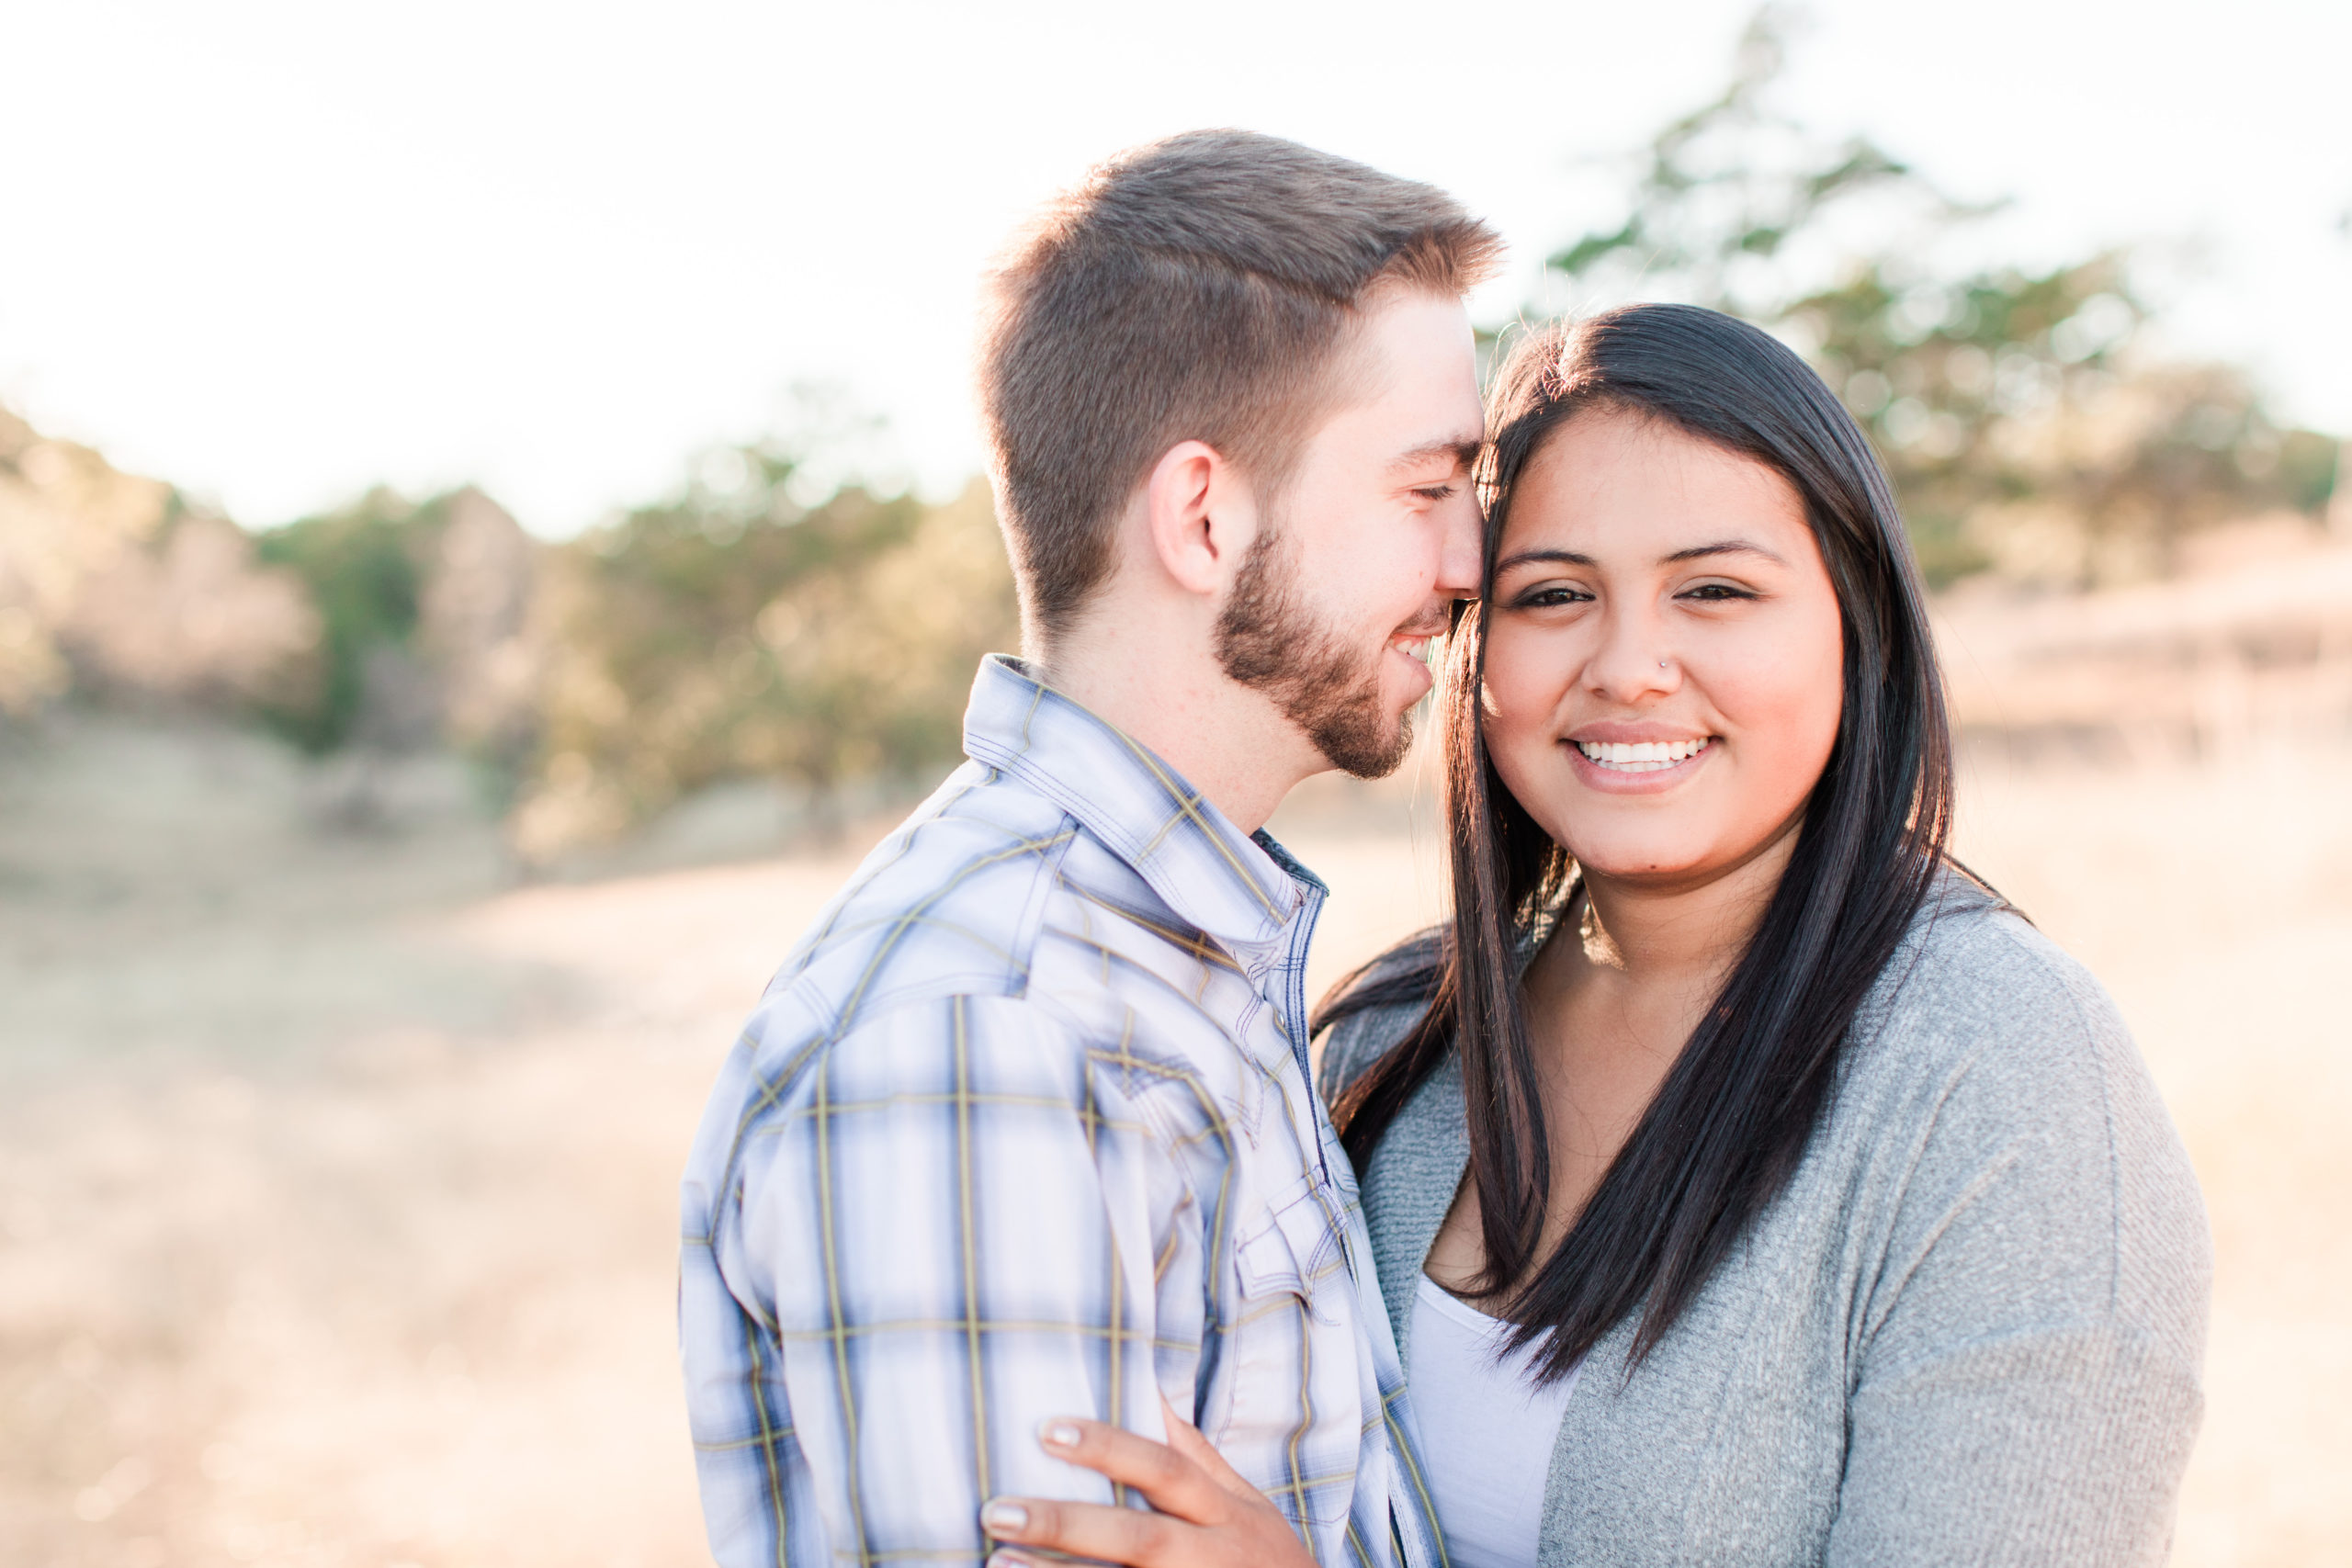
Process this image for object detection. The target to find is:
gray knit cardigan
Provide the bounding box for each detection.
[1317,885,2211,1566]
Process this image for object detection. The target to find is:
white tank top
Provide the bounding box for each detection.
[1409,1273,1581,1568]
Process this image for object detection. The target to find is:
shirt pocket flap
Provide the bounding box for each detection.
[1236,1214,1307,1300]
[1235,1183,1346,1318]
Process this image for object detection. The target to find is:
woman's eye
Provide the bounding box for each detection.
[1679,582,1755,603]
[1514,585,1592,609]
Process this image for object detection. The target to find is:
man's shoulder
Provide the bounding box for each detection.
[770,761,1083,1023]
[686,758,1280,1208]
[714,761,1238,1124]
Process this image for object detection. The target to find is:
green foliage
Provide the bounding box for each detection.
[1778,256,2314,582]
[254,488,449,750]
[512,441,1019,861]
[1544,12,1936,310]
[2277,430,2340,514]
[1540,6,2339,586]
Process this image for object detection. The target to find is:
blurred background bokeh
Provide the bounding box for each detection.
[3,4,2347,1564]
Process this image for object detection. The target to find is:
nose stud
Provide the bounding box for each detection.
[1658,660,1668,670]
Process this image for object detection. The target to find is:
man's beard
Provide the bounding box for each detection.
[1214,525,1416,780]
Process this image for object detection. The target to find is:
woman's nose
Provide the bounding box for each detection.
[1585,608,1679,703]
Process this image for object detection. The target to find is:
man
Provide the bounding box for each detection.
[679,129,1498,1567]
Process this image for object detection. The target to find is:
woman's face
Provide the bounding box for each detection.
[1480,409,1846,892]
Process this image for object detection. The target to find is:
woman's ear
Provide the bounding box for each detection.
[1141,439,1260,599]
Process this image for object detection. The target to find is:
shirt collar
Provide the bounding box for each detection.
[961,654,1310,953]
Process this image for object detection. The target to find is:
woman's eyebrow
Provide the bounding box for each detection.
[1495,540,1787,574]
[1663,538,1786,565]
[1493,547,1597,572]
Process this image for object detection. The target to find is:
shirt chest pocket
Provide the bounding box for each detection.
[1216,1182,1360,1527]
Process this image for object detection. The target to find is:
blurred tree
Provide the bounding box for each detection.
[1540,6,2341,587]
[254,489,446,751]
[1542,10,1939,324]
[0,409,316,722]
[510,437,1017,865]
[254,485,542,791]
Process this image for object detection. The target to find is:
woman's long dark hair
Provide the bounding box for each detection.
[1324,303,1958,1380]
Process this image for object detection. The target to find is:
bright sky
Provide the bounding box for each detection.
[6,0,2347,535]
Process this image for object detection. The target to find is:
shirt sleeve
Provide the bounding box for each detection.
[1826,961,2210,1567]
[711,992,1187,1567]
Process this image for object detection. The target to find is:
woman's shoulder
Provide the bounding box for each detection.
[1855,870,2132,1088]
[1312,927,1444,1105]
[1838,872,2143,1137]
[1832,871,2208,1324]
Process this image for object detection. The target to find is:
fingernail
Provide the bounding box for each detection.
[989,1554,1035,1568]
[979,1500,1028,1534]
[1040,1419,1083,1448]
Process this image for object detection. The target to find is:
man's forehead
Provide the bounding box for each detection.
[1303,294,1482,468]
[1340,288,1476,394]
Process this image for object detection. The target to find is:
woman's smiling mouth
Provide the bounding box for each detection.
[1574,737,1714,773]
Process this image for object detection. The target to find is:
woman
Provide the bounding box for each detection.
[979,304,2211,1566]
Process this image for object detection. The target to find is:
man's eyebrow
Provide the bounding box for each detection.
[1663,538,1786,565]
[1386,436,1483,476]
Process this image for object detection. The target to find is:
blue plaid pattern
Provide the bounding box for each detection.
[680,654,1446,1568]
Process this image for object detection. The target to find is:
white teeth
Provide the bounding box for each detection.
[1574,737,1712,772]
[1393,637,1430,664]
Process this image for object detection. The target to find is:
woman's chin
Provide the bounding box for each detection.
[1557,815,1750,888]
[1566,810,1808,893]
[1568,848,1716,887]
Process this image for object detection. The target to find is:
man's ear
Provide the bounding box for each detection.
[1141,439,1256,598]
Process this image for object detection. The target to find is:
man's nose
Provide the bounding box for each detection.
[1433,491,1483,599]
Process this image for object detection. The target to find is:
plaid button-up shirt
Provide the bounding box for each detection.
[680,654,1445,1568]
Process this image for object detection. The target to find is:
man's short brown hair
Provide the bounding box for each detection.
[978,130,1502,648]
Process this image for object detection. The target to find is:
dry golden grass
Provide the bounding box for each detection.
[1,703,2345,1565]
[1948,739,2352,1565]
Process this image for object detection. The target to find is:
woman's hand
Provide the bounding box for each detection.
[978,1395,1316,1568]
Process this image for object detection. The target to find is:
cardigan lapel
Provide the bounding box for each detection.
[1362,1053,1473,1365]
